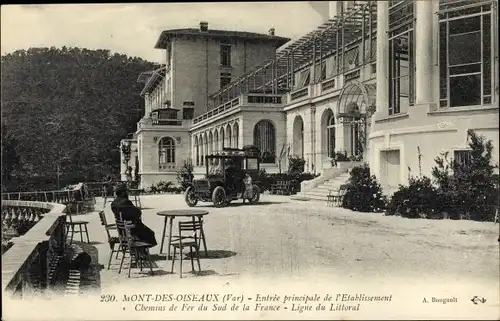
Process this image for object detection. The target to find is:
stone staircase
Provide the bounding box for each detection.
[292,171,351,202]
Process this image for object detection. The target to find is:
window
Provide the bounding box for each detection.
[388,0,415,116]
[253,120,276,164]
[195,137,199,166]
[183,107,194,120]
[327,115,336,158]
[158,137,175,171]
[158,109,177,120]
[220,43,231,67]
[439,3,493,107]
[296,69,310,89]
[220,73,231,89]
[199,137,204,166]
[454,150,472,167]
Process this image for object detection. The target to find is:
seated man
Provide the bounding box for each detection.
[111,184,157,248]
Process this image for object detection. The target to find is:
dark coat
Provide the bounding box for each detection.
[111,197,157,247]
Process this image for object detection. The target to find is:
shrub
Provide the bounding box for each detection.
[334,151,349,162]
[288,156,305,175]
[341,164,386,212]
[177,161,194,191]
[385,176,439,219]
[148,181,173,194]
[431,130,498,221]
[256,170,319,193]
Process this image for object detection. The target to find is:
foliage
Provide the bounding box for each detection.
[147,181,183,194]
[177,161,194,191]
[287,156,306,175]
[134,157,140,185]
[1,47,155,191]
[255,169,318,193]
[385,176,439,219]
[387,130,498,221]
[1,124,21,191]
[431,130,498,221]
[341,164,386,212]
[333,151,349,162]
[276,143,291,174]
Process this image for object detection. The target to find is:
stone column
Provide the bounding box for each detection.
[238,120,244,150]
[144,93,150,116]
[310,107,316,173]
[375,1,389,119]
[415,0,434,104]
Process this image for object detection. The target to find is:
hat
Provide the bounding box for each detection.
[114,183,128,194]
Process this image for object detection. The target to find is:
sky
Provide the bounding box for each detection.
[1,2,325,63]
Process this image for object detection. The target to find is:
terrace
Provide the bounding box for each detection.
[2,190,498,320]
[1,185,93,299]
[192,93,284,126]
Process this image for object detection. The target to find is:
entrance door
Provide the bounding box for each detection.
[380,150,401,194]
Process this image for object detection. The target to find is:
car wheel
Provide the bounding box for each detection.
[185,186,198,207]
[212,186,226,208]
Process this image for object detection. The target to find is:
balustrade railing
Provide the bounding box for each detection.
[193,96,241,124]
[290,87,309,101]
[2,183,96,211]
[2,200,66,299]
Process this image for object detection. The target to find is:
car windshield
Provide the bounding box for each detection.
[208,161,224,176]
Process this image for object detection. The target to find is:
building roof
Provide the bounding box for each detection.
[154,28,290,49]
[139,65,167,96]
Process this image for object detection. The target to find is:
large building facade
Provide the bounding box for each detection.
[123,0,499,195]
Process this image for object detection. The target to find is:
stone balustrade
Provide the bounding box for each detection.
[2,200,67,299]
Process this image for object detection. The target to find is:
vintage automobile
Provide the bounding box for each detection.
[184,145,262,207]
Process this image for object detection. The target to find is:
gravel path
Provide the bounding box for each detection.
[6,194,496,320]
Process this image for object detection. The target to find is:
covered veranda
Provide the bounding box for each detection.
[209,1,378,107]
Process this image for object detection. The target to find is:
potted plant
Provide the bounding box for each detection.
[334,151,350,168]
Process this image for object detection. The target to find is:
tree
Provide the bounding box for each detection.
[1,47,155,191]
[1,124,21,191]
[432,130,499,221]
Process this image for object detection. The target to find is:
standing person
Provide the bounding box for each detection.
[104,175,114,197]
[242,172,253,204]
[111,184,157,248]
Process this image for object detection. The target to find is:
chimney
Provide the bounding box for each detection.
[200,21,208,32]
[268,28,275,36]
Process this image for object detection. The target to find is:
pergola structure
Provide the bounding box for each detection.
[210,1,378,107]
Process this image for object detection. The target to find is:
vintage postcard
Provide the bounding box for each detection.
[1,1,499,320]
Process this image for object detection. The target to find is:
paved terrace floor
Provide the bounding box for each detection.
[9,194,497,320]
[92,194,499,282]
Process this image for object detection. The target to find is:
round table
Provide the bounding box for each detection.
[157,209,209,259]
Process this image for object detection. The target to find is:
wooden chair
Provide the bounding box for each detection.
[326,190,336,207]
[170,220,203,278]
[102,185,115,209]
[336,184,348,206]
[326,185,348,207]
[98,211,121,269]
[65,202,90,245]
[115,213,154,278]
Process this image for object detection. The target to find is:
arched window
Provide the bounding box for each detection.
[226,126,232,148]
[220,128,225,151]
[199,136,204,166]
[233,123,239,149]
[214,130,219,153]
[158,137,175,171]
[327,115,336,158]
[195,136,199,167]
[253,120,276,163]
